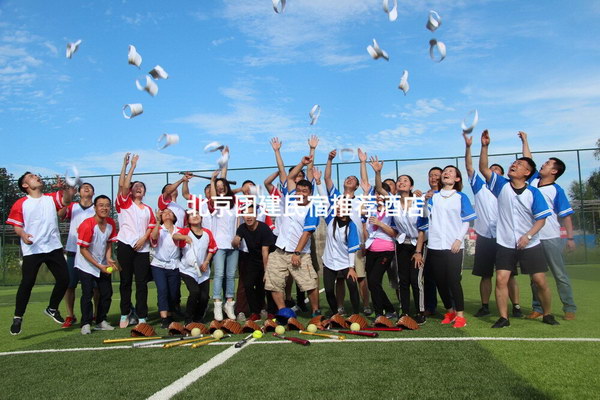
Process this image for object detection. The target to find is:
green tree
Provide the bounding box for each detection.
[0,168,22,224]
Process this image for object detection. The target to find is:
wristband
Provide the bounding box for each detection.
[293,251,301,256]
[414,251,422,254]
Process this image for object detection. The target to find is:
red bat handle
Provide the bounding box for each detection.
[365,327,403,331]
[274,333,310,346]
[338,330,379,337]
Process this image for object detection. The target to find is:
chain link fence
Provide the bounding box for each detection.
[1,147,598,285]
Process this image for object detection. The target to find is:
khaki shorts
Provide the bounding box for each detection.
[265,249,318,293]
[354,249,366,278]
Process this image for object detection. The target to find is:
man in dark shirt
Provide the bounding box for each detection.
[232,205,276,321]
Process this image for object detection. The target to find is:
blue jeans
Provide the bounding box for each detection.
[151,266,180,312]
[532,238,577,313]
[212,249,239,300]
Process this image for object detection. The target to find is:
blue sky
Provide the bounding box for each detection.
[1,0,599,202]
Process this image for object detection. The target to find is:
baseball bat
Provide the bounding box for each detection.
[365,327,403,332]
[164,335,211,348]
[273,333,310,346]
[103,335,186,344]
[191,337,220,348]
[179,172,237,186]
[132,337,187,347]
[300,330,345,340]
[235,333,254,348]
[337,330,379,337]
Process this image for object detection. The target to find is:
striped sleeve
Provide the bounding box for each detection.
[347,221,360,253]
[203,228,218,253]
[486,172,508,198]
[44,191,64,210]
[77,218,95,248]
[6,197,26,227]
[530,187,552,220]
[158,194,170,211]
[303,205,320,232]
[554,185,574,217]
[146,205,157,229]
[107,218,118,242]
[460,192,477,222]
[469,173,485,195]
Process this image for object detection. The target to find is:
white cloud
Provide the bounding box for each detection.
[120,12,159,26]
[212,36,235,46]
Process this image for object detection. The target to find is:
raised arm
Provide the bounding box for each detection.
[150,210,162,241]
[182,172,192,199]
[270,137,287,183]
[478,130,492,182]
[162,174,191,201]
[369,156,387,196]
[463,132,475,179]
[358,148,371,194]
[209,169,219,199]
[307,135,319,182]
[324,149,336,191]
[220,146,229,179]
[287,156,312,192]
[118,152,130,193]
[518,131,532,158]
[119,154,138,197]
[264,170,279,194]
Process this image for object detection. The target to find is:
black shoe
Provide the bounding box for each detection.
[474,307,491,317]
[297,301,308,313]
[491,317,510,328]
[10,317,22,335]
[414,313,427,325]
[512,306,523,318]
[385,312,398,320]
[128,312,139,326]
[160,318,172,329]
[44,307,64,324]
[542,314,560,326]
[284,299,296,309]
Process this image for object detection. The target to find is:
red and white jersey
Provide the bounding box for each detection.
[150,225,182,270]
[158,195,187,228]
[115,193,156,252]
[6,191,64,256]
[210,202,239,250]
[176,228,217,283]
[75,217,118,278]
[64,202,96,252]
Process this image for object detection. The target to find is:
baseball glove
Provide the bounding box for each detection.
[374,315,394,328]
[397,315,420,330]
[209,320,224,333]
[286,317,305,331]
[222,319,243,334]
[184,322,209,335]
[241,320,262,333]
[346,314,370,330]
[130,323,156,337]
[326,313,348,329]
[262,318,279,332]
[168,322,185,336]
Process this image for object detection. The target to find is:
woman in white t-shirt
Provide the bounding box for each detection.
[209,172,240,321]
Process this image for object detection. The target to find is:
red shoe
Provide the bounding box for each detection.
[441,312,457,324]
[267,313,276,320]
[453,316,467,328]
[249,313,261,321]
[61,316,76,328]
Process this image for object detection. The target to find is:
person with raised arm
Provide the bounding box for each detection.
[7,173,73,335]
[115,153,156,328]
[519,131,577,321]
[463,133,522,319]
[478,130,558,327]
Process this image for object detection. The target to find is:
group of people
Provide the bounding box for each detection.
[7,130,577,335]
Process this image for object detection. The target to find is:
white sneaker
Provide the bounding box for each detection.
[214,300,223,321]
[81,324,91,335]
[95,320,115,331]
[224,301,236,320]
[260,309,268,320]
[237,312,246,323]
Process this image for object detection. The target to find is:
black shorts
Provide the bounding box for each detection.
[472,235,497,277]
[495,244,548,275]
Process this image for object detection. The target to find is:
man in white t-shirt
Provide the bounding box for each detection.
[7,172,73,335]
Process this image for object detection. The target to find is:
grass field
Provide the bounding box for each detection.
[1,265,599,399]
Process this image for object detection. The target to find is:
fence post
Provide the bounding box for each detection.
[1,179,5,284]
[395,160,399,180]
[336,163,340,191]
[576,150,588,263]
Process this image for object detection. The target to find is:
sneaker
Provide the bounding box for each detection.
[542,314,560,326]
[10,317,22,335]
[491,317,510,328]
[424,309,436,316]
[474,307,490,317]
[441,312,457,324]
[160,318,171,329]
[363,307,373,316]
[138,318,146,324]
[453,316,467,328]
[95,320,115,331]
[512,305,523,318]
[249,313,261,322]
[44,307,65,324]
[81,324,92,335]
[291,305,301,313]
[119,315,129,328]
[237,312,247,323]
[260,309,268,320]
[526,311,543,319]
[224,301,236,320]
[385,312,398,320]
[62,316,76,328]
[214,300,223,321]
[414,313,427,325]
[337,307,346,316]
[284,299,296,309]
[311,309,322,318]
[297,301,308,313]
[564,312,576,321]
[128,312,139,325]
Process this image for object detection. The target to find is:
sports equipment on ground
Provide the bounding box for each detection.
[306,324,318,333]
[262,319,278,332]
[213,329,225,339]
[346,314,369,330]
[286,317,305,331]
[184,322,209,335]
[252,330,263,339]
[209,320,223,333]
[131,323,156,337]
[275,325,286,335]
[273,333,310,346]
[350,323,361,331]
[325,313,348,329]
[222,319,243,334]
[397,315,420,330]
[373,315,394,328]
[168,322,186,336]
[235,333,254,348]
[190,327,202,336]
[300,330,345,340]
[336,330,378,337]
[242,320,262,333]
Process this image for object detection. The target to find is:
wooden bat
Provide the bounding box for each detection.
[178,172,237,186]
[273,333,310,346]
[191,337,220,348]
[365,327,403,332]
[132,337,187,347]
[103,335,186,344]
[300,330,345,340]
[164,335,211,348]
[337,330,379,337]
[235,333,253,348]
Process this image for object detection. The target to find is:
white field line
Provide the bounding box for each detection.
[1,336,599,357]
[146,338,255,400]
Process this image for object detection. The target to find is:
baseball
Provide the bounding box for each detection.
[106,267,113,274]
[350,322,361,331]
[252,330,263,339]
[306,324,318,333]
[275,325,285,335]
[212,329,224,339]
[190,327,201,337]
